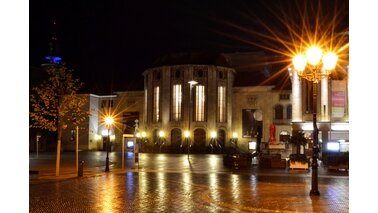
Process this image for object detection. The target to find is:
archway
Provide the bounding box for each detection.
[217,129,226,148]
[193,128,206,153]
[171,128,182,153]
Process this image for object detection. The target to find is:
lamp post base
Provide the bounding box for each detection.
[310,190,320,196]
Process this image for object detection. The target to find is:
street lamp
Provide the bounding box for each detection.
[210,131,217,153]
[292,46,338,196]
[188,80,198,156]
[232,132,238,151]
[184,130,190,159]
[158,130,165,152]
[141,131,147,151]
[104,116,114,172]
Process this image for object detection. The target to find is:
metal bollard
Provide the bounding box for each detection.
[78,161,84,177]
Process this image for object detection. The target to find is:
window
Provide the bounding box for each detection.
[275,105,284,120]
[101,100,113,108]
[172,84,182,121]
[218,70,227,79]
[195,85,205,121]
[287,105,292,119]
[175,69,181,79]
[153,86,160,122]
[279,94,290,100]
[101,100,106,108]
[279,130,290,142]
[218,86,226,122]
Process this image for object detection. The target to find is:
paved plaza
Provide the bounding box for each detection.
[30,152,349,212]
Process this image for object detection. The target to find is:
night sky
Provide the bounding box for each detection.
[30,0,349,95]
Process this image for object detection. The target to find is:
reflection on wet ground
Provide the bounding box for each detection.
[30,153,348,212]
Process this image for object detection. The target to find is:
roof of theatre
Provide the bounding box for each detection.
[150,51,292,90]
[151,52,232,68]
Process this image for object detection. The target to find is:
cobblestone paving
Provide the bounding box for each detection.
[30,171,348,212]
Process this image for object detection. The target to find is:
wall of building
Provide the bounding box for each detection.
[143,64,235,149]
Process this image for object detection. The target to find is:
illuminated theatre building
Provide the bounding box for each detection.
[61,52,348,157]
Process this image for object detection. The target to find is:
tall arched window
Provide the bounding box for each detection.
[195,85,205,121]
[153,86,160,122]
[172,84,182,121]
[275,105,284,120]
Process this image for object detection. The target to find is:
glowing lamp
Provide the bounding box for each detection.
[141,131,147,138]
[210,131,217,138]
[232,132,238,139]
[322,53,338,70]
[293,54,307,72]
[306,46,322,65]
[105,116,114,126]
[184,131,190,138]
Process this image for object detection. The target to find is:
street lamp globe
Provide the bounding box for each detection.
[322,53,338,70]
[232,132,238,139]
[141,131,147,138]
[159,130,165,138]
[211,131,217,139]
[293,54,307,72]
[184,130,190,138]
[105,116,114,126]
[136,132,141,138]
[306,46,322,65]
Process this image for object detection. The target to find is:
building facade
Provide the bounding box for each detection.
[57,52,348,159]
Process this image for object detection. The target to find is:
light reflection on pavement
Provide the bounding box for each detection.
[30,152,348,212]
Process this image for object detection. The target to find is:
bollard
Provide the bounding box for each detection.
[78,161,84,177]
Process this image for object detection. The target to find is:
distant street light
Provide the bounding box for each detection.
[292,45,338,196]
[104,116,114,172]
[141,131,147,151]
[158,130,165,152]
[232,132,238,150]
[210,131,217,153]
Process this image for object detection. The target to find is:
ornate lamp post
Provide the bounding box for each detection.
[104,116,114,172]
[292,46,338,196]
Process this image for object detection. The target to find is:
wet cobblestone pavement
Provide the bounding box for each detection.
[30,153,348,212]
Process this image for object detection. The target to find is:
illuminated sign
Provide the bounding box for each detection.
[327,142,340,152]
[127,140,134,148]
[248,142,256,150]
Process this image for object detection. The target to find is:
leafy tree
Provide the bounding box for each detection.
[288,131,308,155]
[30,65,88,176]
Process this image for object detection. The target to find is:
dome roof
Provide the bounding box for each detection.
[150,52,231,68]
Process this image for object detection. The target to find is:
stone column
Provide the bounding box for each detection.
[320,67,329,121]
[292,70,302,122]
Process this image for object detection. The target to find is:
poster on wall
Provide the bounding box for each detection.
[242,109,262,138]
[331,81,346,119]
[122,112,140,134]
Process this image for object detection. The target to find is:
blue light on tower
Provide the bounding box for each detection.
[45,56,62,65]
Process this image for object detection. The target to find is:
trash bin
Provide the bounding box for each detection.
[78,161,84,177]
